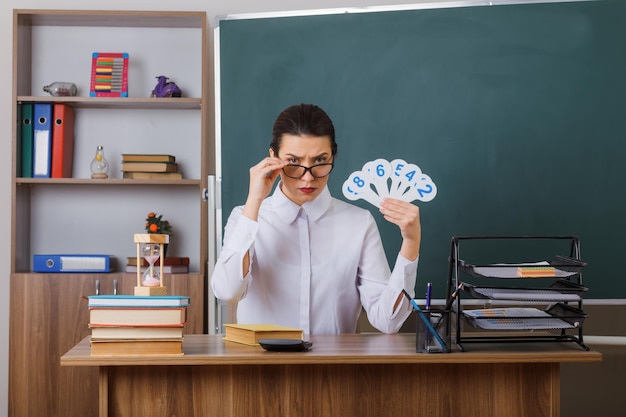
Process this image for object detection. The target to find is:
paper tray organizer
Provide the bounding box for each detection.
[447,236,590,351]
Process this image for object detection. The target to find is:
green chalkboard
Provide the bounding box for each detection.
[218,0,626,299]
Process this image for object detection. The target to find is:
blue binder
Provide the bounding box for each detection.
[33,254,111,273]
[32,103,52,178]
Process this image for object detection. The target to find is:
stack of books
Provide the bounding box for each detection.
[121,154,182,179]
[125,256,190,274]
[88,294,190,355]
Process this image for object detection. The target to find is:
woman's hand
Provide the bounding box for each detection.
[242,157,287,221]
[379,198,421,261]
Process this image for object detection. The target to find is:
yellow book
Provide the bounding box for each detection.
[121,154,175,163]
[90,338,183,356]
[223,323,303,346]
[123,171,183,180]
[120,161,177,173]
[89,307,187,326]
[90,325,185,340]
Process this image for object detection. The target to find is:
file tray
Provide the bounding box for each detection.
[459,256,586,279]
[462,280,588,302]
[462,303,587,331]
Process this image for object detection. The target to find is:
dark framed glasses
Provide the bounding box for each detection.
[282,163,334,179]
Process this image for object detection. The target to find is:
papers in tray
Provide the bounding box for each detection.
[473,287,581,302]
[462,307,577,330]
[468,261,577,279]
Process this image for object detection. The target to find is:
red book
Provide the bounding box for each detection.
[51,104,75,178]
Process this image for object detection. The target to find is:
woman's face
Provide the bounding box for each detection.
[271,133,333,206]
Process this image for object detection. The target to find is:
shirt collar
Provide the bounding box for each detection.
[271,182,332,224]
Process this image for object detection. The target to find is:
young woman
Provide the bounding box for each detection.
[211,104,421,334]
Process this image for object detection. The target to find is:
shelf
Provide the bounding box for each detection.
[11,8,208,273]
[15,9,206,29]
[17,96,202,110]
[15,178,202,186]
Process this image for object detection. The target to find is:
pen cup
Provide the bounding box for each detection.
[415,309,451,353]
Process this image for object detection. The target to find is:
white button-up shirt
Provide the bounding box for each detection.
[211,185,418,334]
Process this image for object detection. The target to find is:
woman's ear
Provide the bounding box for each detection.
[269,148,276,158]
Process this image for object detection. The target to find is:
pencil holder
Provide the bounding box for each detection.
[415,309,451,353]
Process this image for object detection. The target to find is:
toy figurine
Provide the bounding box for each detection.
[150,75,182,97]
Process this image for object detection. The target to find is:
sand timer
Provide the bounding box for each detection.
[134,233,169,296]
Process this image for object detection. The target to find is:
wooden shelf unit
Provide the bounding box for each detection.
[9,9,209,417]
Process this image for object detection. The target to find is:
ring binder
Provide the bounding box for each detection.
[33,254,111,273]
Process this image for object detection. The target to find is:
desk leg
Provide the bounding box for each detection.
[99,367,109,417]
[551,364,561,417]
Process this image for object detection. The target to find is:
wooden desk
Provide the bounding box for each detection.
[61,334,601,417]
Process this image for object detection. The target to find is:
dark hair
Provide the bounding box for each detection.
[270,104,338,157]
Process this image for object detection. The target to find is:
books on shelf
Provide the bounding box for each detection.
[223,323,303,346]
[125,256,190,273]
[123,171,183,180]
[127,256,190,267]
[121,161,178,173]
[125,264,189,274]
[89,307,187,326]
[120,154,182,178]
[88,295,190,308]
[90,339,183,356]
[121,154,175,163]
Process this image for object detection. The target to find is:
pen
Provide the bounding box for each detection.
[434,283,463,329]
[401,289,447,351]
[443,283,463,312]
[425,282,432,311]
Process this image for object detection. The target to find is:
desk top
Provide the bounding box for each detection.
[61,333,601,367]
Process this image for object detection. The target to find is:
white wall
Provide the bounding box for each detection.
[0,0,448,416]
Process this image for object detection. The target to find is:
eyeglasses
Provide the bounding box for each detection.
[282,163,334,179]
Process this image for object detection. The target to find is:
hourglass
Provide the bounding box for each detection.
[142,243,161,287]
[134,233,169,296]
